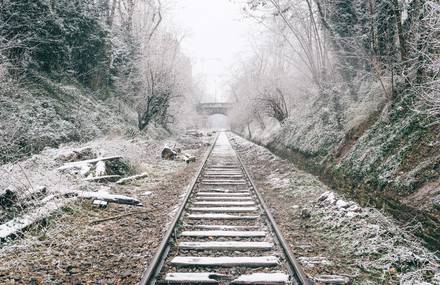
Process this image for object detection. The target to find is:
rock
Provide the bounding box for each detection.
[318,191,329,202]
[161,147,177,160]
[318,191,336,205]
[347,204,361,213]
[184,155,196,164]
[336,199,349,209]
[300,208,311,219]
[0,185,18,208]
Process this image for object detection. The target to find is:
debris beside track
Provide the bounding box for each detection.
[0,132,211,284]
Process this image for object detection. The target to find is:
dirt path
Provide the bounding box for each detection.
[229,133,439,285]
[0,133,213,284]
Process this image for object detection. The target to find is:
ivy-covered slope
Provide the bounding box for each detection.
[238,90,440,248]
[0,75,137,164]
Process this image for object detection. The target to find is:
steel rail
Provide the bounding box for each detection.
[139,134,219,285]
[228,132,313,285]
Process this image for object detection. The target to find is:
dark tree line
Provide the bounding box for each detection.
[0,0,109,88]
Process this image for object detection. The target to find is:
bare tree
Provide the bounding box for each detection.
[258,87,289,123]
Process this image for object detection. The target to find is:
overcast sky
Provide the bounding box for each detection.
[170,0,256,102]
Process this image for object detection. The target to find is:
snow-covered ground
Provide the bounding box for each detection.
[230,133,440,285]
[0,131,212,284]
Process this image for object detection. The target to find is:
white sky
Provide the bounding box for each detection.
[170,0,256,102]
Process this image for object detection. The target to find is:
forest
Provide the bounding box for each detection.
[0,0,439,284]
[230,0,440,249]
[0,0,198,163]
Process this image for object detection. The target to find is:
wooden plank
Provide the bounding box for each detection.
[116,173,148,185]
[197,189,249,193]
[84,175,121,182]
[188,214,258,220]
[206,166,241,169]
[197,192,250,196]
[202,179,246,183]
[231,273,290,284]
[205,172,243,175]
[193,201,255,206]
[171,256,279,267]
[190,207,258,213]
[0,198,72,240]
[179,241,273,250]
[202,181,247,185]
[165,272,224,284]
[64,190,140,205]
[195,197,253,201]
[191,225,259,230]
[203,174,244,178]
[180,230,265,237]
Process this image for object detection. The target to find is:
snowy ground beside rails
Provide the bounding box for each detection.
[0,132,212,284]
[229,133,440,285]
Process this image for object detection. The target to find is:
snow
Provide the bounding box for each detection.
[196,192,251,196]
[195,196,253,201]
[95,160,106,176]
[188,213,258,220]
[193,224,259,230]
[190,206,258,212]
[0,198,71,239]
[180,230,265,237]
[61,190,140,205]
[231,133,440,284]
[193,201,255,206]
[231,272,289,284]
[165,272,225,283]
[171,256,279,266]
[335,199,349,209]
[179,241,273,250]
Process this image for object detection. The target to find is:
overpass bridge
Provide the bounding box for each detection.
[196,102,233,116]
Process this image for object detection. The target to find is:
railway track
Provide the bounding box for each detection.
[140,132,312,285]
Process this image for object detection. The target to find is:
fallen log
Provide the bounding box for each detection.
[0,188,140,240]
[116,173,148,185]
[58,156,123,171]
[0,198,73,240]
[84,175,121,183]
[64,190,141,206]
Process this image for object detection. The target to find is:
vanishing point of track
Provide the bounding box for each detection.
[140,132,312,285]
